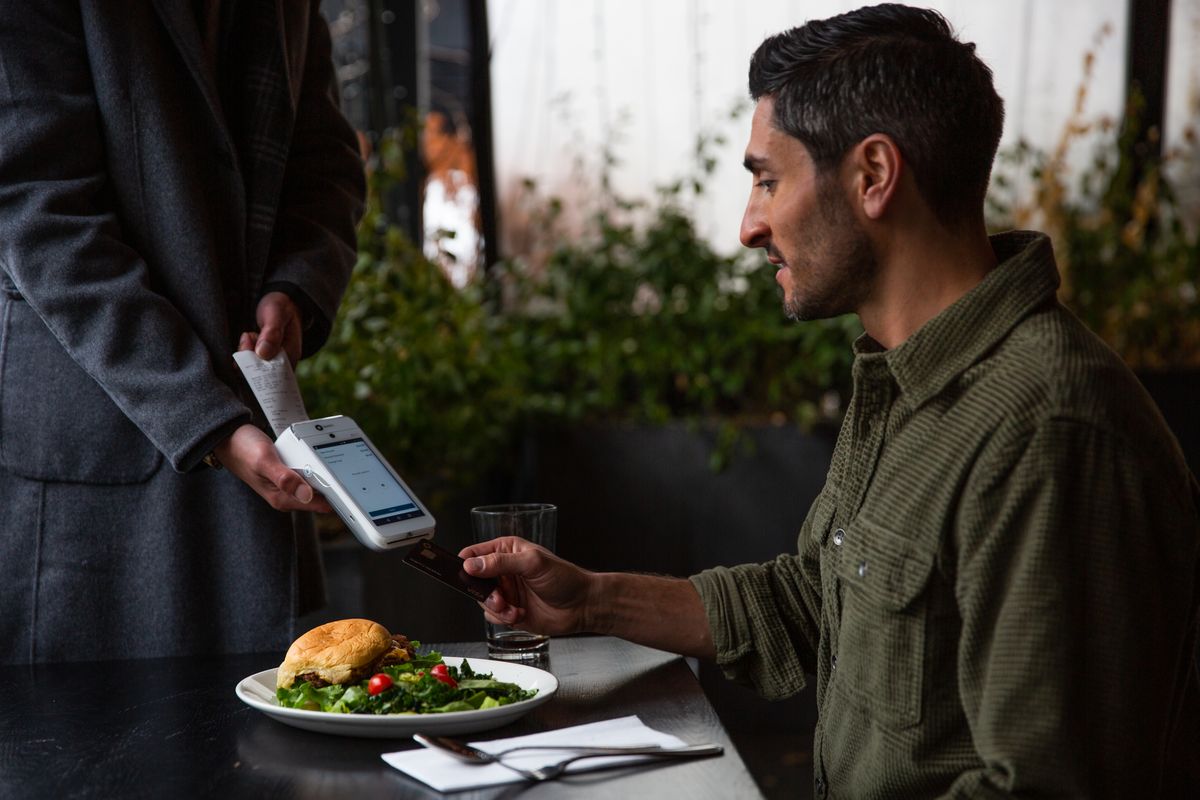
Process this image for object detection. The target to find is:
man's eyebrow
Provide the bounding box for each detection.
[743,154,769,173]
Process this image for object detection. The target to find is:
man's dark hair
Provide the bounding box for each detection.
[749,4,1004,226]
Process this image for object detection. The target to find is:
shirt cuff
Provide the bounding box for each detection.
[689,567,755,668]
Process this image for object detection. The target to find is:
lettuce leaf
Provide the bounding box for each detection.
[274,654,537,715]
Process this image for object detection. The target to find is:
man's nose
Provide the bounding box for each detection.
[740,200,769,250]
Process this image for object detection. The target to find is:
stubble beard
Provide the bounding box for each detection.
[782,178,877,322]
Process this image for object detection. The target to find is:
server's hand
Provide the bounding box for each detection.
[214,424,332,513]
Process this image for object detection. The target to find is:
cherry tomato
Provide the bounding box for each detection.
[367,672,393,696]
[430,663,458,688]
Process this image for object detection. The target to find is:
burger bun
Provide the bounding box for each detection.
[277,618,393,689]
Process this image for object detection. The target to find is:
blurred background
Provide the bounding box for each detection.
[306,2,1199,796]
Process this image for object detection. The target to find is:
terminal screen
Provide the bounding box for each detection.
[313,438,423,526]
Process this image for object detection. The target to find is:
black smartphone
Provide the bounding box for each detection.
[401,539,497,602]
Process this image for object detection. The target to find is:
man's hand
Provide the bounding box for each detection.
[213,424,331,513]
[459,537,597,636]
[460,537,717,659]
[241,291,303,365]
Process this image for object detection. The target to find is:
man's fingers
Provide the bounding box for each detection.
[481,590,524,625]
[464,552,508,577]
[254,297,288,359]
[484,605,523,626]
[459,544,489,561]
[215,423,331,513]
[283,472,314,504]
[259,478,330,512]
[258,453,324,510]
[459,536,526,560]
[463,549,539,580]
[271,464,314,504]
[254,292,302,364]
[483,589,511,614]
[255,325,283,360]
[293,482,314,504]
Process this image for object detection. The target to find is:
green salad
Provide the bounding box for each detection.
[275,650,537,715]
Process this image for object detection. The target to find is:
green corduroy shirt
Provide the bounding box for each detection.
[691,231,1200,799]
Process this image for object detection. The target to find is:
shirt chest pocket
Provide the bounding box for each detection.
[830,519,936,729]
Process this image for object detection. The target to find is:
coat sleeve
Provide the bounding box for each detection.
[943,418,1200,798]
[263,2,367,359]
[0,2,250,472]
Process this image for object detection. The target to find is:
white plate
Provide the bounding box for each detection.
[235,656,558,738]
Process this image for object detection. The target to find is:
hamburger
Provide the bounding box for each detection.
[276,618,415,690]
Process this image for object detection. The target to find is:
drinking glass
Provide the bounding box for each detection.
[470,503,557,661]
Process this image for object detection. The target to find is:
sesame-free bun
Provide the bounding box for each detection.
[276,618,392,689]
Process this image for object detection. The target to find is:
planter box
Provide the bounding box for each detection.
[512,422,837,577]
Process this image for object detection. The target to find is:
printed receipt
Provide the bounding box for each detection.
[233,350,310,437]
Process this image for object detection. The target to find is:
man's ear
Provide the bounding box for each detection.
[852,134,903,221]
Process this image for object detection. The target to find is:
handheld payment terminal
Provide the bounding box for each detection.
[275,415,435,551]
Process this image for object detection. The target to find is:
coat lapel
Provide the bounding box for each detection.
[236,0,296,289]
[150,0,235,151]
[152,0,303,294]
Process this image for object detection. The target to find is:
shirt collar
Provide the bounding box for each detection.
[852,230,1061,408]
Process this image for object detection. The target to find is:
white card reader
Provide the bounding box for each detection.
[275,415,435,551]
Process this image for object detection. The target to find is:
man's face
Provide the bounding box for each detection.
[740,98,876,321]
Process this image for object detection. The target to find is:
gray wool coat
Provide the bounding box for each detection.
[0,1,366,663]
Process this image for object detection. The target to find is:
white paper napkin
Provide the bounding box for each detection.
[381,715,688,791]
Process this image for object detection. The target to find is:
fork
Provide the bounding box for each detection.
[413,733,722,782]
[499,743,723,782]
[414,732,688,763]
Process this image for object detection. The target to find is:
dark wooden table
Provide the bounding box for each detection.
[0,635,762,798]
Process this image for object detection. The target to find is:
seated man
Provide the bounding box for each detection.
[461,4,1200,797]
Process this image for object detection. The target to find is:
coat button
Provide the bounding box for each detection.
[857,560,868,578]
[832,528,845,546]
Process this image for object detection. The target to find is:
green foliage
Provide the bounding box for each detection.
[987,45,1200,369]
[495,182,859,432]
[297,130,528,500]
[298,126,859,489]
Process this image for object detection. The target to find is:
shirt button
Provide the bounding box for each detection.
[832,528,845,546]
[857,560,868,578]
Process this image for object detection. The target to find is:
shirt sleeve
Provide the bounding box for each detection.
[262,3,366,360]
[943,417,1199,798]
[689,494,830,700]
